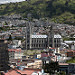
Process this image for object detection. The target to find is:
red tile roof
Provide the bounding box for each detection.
[4,68,41,75]
[4,70,20,75]
[41,53,52,57]
[16,70,34,75]
[8,49,21,52]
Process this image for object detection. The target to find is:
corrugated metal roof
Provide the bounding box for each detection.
[64,41,75,44]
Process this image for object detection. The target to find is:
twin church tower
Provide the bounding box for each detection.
[25,21,62,50]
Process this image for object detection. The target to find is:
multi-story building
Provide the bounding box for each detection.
[27,60,42,69]
[66,50,75,57]
[59,63,75,74]
[0,40,9,71]
[8,49,23,61]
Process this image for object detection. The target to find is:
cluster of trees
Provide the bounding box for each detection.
[63,37,75,41]
[43,61,66,75]
[0,27,10,31]
[0,0,75,25]
[23,50,41,55]
[66,57,75,63]
[43,62,59,74]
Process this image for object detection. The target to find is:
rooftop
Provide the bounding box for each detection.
[54,34,62,38]
[8,49,21,52]
[31,35,47,38]
[4,68,41,75]
[64,41,75,44]
[31,34,62,39]
[59,63,69,65]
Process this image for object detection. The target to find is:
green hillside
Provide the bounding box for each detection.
[0,0,75,25]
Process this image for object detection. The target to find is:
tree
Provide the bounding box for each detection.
[59,71,66,75]
[4,21,8,25]
[8,35,12,41]
[43,62,59,74]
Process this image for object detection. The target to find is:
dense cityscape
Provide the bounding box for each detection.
[0,0,75,75]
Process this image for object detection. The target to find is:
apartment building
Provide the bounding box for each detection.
[27,60,42,69]
[0,40,9,71]
[8,49,24,60]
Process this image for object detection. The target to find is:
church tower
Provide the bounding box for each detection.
[48,24,54,48]
[25,21,32,50]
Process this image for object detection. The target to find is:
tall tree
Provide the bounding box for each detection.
[43,62,59,74]
[8,35,12,41]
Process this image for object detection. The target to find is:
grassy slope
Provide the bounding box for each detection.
[0,0,75,25]
[66,57,75,63]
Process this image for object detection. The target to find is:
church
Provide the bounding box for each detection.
[25,22,62,50]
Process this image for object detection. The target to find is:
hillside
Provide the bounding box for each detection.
[0,0,75,25]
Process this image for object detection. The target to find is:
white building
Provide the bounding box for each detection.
[8,40,22,49]
[64,41,75,50]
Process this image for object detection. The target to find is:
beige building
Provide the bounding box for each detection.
[8,49,24,60]
[14,51,24,59]
[27,60,42,69]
